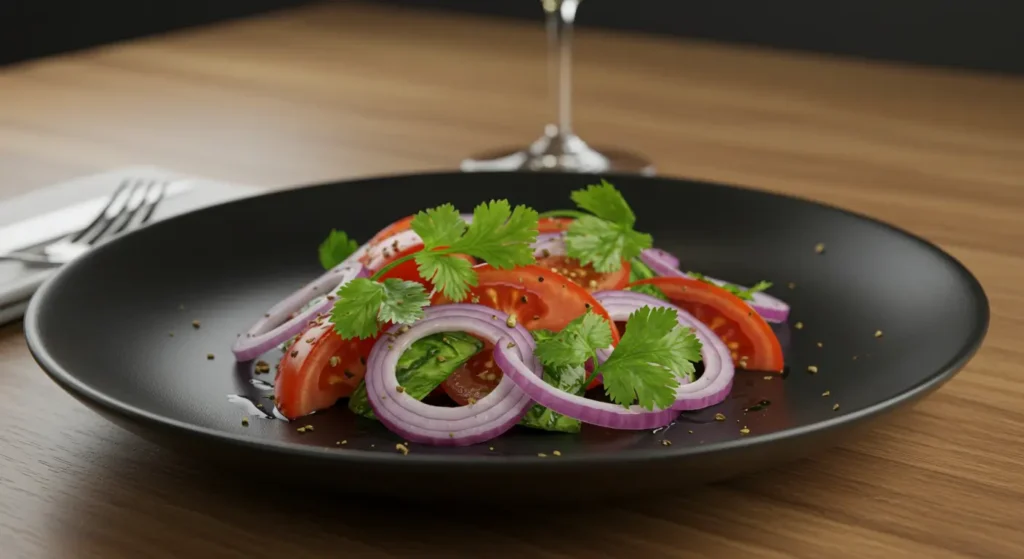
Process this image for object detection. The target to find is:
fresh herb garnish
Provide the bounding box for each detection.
[317,229,359,270]
[626,282,670,302]
[540,180,652,273]
[534,312,614,372]
[330,200,538,339]
[534,306,701,411]
[687,272,772,301]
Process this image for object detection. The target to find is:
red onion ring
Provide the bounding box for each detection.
[232,260,368,361]
[493,340,678,430]
[363,304,542,446]
[532,232,567,258]
[593,290,735,411]
[638,248,790,324]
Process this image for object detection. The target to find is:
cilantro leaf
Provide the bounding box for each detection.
[599,306,701,411]
[449,200,538,269]
[330,278,428,339]
[629,257,657,282]
[535,311,614,369]
[410,204,467,248]
[317,229,359,270]
[627,282,670,302]
[376,278,430,325]
[564,215,652,273]
[414,250,477,301]
[687,272,772,302]
[570,179,636,226]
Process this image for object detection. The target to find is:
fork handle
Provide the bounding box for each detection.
[0,252,61,266]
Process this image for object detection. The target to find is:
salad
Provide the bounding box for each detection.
[231,181,788,446]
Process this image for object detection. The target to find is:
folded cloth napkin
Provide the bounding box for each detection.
[0,165,262,325]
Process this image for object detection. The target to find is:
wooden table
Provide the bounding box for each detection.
[2,2,1023,557]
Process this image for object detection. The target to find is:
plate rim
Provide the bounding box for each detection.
[23,171,991,468]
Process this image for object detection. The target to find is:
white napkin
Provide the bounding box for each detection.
[0,166,262,325]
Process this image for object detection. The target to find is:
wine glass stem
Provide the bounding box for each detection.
[545,0,578,136]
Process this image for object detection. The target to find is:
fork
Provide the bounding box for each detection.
[1,179,167,266]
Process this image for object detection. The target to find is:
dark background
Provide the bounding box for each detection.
[1,0,1023,74]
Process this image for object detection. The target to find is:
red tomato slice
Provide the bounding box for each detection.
[367,215,415,247]
[630,277,784,372]
[374,243,476,288]
[535,254,631,292]
[431,264,619,404]
[538,217,574,233]
[274,322,376,419]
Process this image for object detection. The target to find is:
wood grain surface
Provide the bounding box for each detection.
[2,2,1023,557]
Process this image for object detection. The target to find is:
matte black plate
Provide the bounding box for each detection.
[25,172,988,500]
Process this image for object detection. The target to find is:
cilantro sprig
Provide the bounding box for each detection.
[687,272,772,301]
[540,179,652,273]
[534,307,702,411]
[318,229,359,270]
[330,200,539,339]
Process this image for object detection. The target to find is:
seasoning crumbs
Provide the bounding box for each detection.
[661,440,672,446]
[822,390,831,397]
[807,365,818,374]
[832,403,841,411]
[396,443,410,456]
[488,446,495,451]
[714,413,726,422]
[537,453,548,458]
[552,450,562,456]
[254,360,271,374]
[763,375,773,380]
[328,356,340,368]
[241,417,250,427]
[795,322,804,330]
[395,385,406,394]
[740,427,750,435]
[505,315,518,328]
[206,353,215,360]
[874,330,884,338]
[192,320,201,329]
[814,243,826,254]
[816,342,824,348]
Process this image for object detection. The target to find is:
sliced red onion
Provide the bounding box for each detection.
[232,260,367,361]
[593,290,735,411]
[493,340,678,430]
[364,304,542,446]
[638,249,790,324]
[641,247,679,270]
[532,232,567,258]
[361,229,423,272]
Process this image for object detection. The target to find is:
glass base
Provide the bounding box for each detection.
[461,130,655,175]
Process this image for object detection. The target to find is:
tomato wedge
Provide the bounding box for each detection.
[630,277,784,372]
[535,254,630,292]
[372,243,476,288]
[538,217,574,233]
[367,215,415,247]
[432,264,619,403]
[274,322,376,419]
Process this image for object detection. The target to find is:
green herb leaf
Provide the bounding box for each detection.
[570,179,636,226]
[687,272,772,301]
[626,282,670,302]
[519,363,586,433]
[349,331,483,419]
[414,250,477,301]
[410,204,467,248]
[564,215,652,273]
[317,229,359,270]
[449,200,539,269]
[599,306,701,411]
[629,257,657,282]
[330,278,429,339]
[534,311,614,370]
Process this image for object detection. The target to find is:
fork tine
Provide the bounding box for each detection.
[136,180,166,226]
[69,179,132,243]
[96,180,150,242]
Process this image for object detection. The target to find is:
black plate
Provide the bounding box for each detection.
[25,172,988,501]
